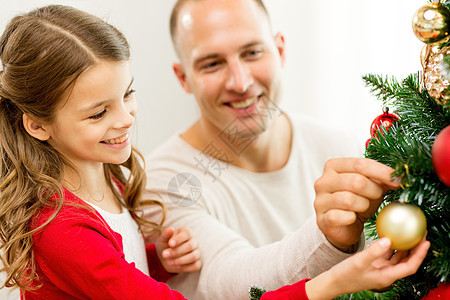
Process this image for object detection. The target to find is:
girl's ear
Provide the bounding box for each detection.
[22,114,51,141]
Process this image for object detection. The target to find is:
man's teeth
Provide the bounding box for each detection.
[103,134,128,144]
[229,96,258,109]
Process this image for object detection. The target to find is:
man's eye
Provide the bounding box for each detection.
[245,50,262,58]
[201,61,220,71]
[89,109,106,120]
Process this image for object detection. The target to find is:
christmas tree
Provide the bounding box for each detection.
[250,1,449,299]
[338,1,450,298]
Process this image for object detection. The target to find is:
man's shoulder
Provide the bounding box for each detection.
[287,112,363,157]
[146,133,191,161]
[288,112,341,134]
[145,133,204,174]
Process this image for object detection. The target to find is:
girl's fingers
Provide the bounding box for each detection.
[167,249,201,266]
[158,227,174,245]
[171,259,203,273]
[385,240,430,279]
[163,237,199,259]
[358,238,392,266]
[168,227,191,248]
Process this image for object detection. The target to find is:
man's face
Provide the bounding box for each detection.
[173,0,286,139]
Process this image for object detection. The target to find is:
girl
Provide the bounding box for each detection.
[0,5,200,299]
[0,4,430,300]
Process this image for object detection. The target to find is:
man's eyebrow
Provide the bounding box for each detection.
[193,42,263,66]
[194,53,220,66]
[239,41,263,50]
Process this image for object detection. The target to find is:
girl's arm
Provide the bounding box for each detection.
[260,237,430,300]
[306,237,429,299]
[30,208,188,300]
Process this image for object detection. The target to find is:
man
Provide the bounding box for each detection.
[144,0,399,299]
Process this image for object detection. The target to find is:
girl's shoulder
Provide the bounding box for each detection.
[31,188,104,232]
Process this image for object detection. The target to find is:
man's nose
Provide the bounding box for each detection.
[225,60,254,93]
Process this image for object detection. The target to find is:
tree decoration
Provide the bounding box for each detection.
[412,2,450,44]
[365,109,399,148]
[423,45,450,105]
[369,109,400,138]
[422,282,450,299]
[376,202,427,251]
[432,125,450,187]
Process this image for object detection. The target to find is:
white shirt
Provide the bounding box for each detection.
[88,202,150,276]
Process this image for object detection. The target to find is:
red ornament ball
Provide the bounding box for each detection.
[432,125,450,187]
[422,282,450,299]
[370,112,400,138]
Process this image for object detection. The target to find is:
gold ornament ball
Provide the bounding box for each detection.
[412,3,450,44]
[376,202,427,251]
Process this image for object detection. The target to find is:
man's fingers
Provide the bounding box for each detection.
[323,158,399,188]
[328,191,371,212]
[320,209,357,228]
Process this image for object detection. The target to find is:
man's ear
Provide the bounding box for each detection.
[173,62,193,93]
[274,32,286,67]
[22,114,51,141]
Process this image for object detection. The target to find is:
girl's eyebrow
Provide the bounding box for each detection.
[126,76,135,92]
[80,77,134,113]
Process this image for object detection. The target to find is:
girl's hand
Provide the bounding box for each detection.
[156,227,202,274]
[306,236,430,299]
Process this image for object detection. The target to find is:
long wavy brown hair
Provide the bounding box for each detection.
[0,5,165,291]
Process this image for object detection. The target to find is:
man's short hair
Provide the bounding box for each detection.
[169,0,270,55]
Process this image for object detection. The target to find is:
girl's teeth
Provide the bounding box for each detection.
[230,96,257,109]
[104,134,128,144]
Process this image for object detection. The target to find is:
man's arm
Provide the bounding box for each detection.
[143,193,363,299]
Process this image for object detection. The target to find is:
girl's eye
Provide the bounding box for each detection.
[89,109,106,120]
[124,89,136,99]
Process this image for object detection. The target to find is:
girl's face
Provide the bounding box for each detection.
[45,60,136,170]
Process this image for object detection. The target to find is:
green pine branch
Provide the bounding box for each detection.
[337,71,450,300]
[248,284,269,300]
[362,74,401,102]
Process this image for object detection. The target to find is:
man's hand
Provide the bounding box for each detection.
[314,158,400,252]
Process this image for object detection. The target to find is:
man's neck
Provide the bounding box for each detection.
[180,113,292,173]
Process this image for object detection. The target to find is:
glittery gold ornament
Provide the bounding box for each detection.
[376,202,427,251]
[412,3,450,44]
[423,45,450,105]
[420,44,432,69]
